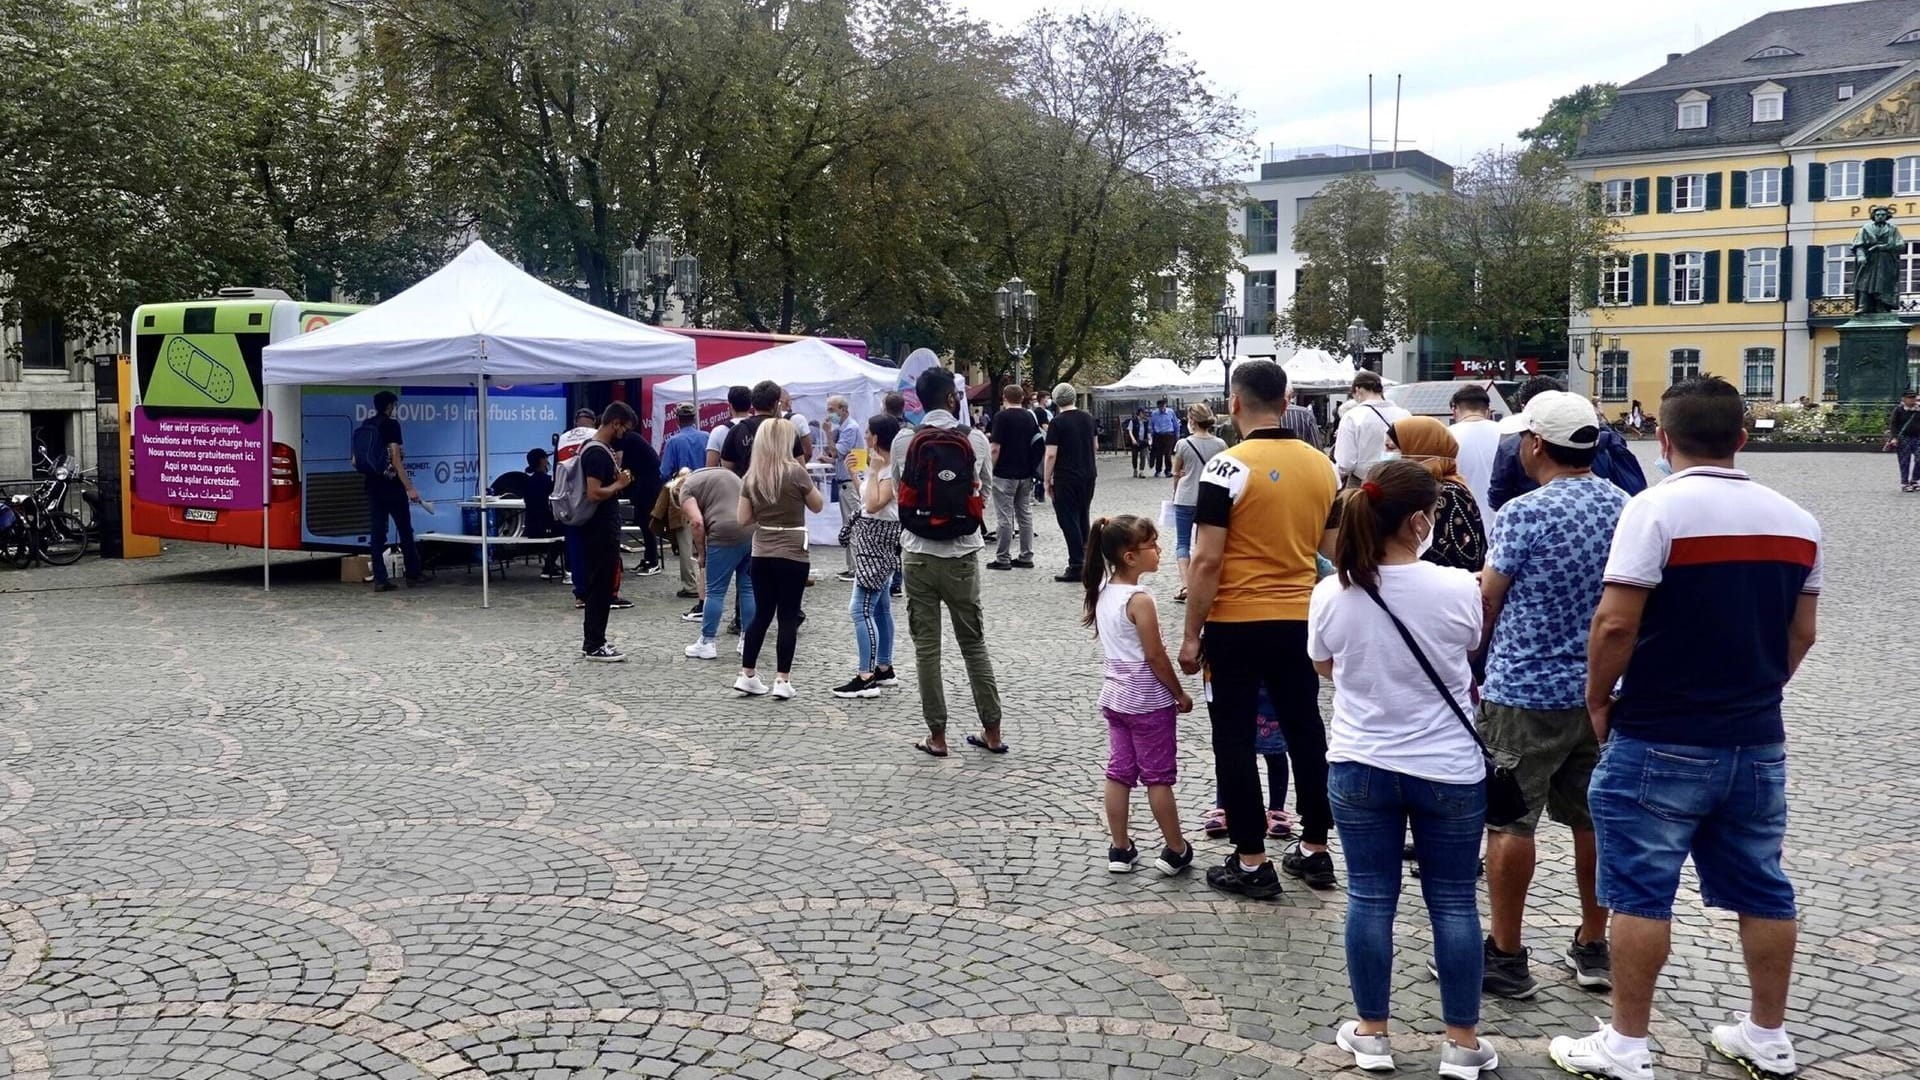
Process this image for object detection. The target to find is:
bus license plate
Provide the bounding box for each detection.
[183,508,219,524]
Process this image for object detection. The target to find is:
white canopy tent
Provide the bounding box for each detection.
[1093,356,1205,398]
[260,239,697,607]
[648,335,893,450]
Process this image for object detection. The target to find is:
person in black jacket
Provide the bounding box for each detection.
[1488,379,1645,512]
[614,427,663,575]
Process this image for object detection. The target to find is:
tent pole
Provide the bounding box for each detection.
[262,411,271,593]
[478,374,490,610]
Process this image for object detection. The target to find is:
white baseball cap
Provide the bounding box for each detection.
[1524,391,1602,449]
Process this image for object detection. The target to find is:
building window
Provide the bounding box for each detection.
[1748,45,1800,59]
[1245,201,1278,255]
[1678,101,1708,129]
[1243,270,1276,336]
[1909,344,1920,392]
[1892,29,1920,44]
[1748,167,1782,206]
[20,310,64,370]
[1602,179,1635,216]
[1670,348,1701,384]
[1294,196,1318,221]
[1898,157,1920,196]
[1823,346,1839,400]
[1839,84,1855,100]
[1673,173,1707,211]
[1745,247,1780,301]
[1599,350,1630,401]
[1752,91,1784,123]
[1599,255,1633,306]
[1150,274,1179,313]
[1671,251,1705,304]
[1826,243,1858,297]
[1903,241,1920,295]
[1828,159,1863,199]
[1743,347,1776,399]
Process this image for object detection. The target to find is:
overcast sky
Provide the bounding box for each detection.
[954,0,1842,172]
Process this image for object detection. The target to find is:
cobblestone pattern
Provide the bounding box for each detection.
[0,449,1913,1078]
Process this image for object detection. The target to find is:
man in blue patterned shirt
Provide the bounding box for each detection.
[1475,391,1630,1000]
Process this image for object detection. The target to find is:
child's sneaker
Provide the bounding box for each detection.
[1153,842,1194,876]
[1200,807,1229,838]
[1107,843,1139,873]
[1265,808,1295,839]
[1710,1013,1797,1078]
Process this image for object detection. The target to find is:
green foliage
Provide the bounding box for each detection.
[1275,172,1398,354]
[1520,83,1618,159]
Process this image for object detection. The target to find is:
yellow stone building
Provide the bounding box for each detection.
[1570,0,1920,416]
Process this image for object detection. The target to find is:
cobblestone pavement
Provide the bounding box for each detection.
[0,447,1914,1079]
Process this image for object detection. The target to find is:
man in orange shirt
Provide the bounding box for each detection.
[1180,359,1340,898]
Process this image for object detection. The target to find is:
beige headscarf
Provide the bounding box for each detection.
[1390,416,1466,489]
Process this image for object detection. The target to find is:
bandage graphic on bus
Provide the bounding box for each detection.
[166,337,237,404]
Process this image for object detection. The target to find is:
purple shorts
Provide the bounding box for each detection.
[1104,705,1179,788]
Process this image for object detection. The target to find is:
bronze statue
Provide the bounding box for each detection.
[1852,204,1904,314]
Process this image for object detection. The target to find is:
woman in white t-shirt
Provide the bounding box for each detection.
[1306,458,1496,1079]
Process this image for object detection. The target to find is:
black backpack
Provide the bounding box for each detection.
[898,426,984,540]
[720,416,764,476]
[351,417,386,477]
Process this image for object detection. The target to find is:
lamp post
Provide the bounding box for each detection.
[671,253,702,328]
[1212,304,1239,402]
[995,277,1037,388]
[619,245,644,320]
[620,239,698,325]
[1346,317,1374,373]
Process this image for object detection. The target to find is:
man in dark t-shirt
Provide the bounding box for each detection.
[987,383,1037,569]
[364,390,425,591]
[720,380,804,475]
[580,403,636,662]
[614,429,663,573]
[1042,382,1098,580]
[1890,389,1920,491]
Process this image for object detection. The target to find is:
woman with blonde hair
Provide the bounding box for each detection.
[1386,416,1485,572]
[1167,401,1227,603]
[734,417,824,699]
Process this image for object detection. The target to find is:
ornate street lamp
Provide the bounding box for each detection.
[1212,303,1239,402]
[672,253,702,327]
[1346,318,1374,372]
[995,277,1037,387]
[619,245,645,320]
[642,236,675,324]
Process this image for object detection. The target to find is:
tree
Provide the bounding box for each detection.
[1519,83,1617,160]
[1390,150,1617,380]
[1275,172,1398,354]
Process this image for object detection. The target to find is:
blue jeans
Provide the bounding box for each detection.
[1172,502,1197,558]
[1589,736,1794,921]
[849,584,895,672]
[366,479,421,584]
[700,541,756,642]
[1328,761,1485,1027]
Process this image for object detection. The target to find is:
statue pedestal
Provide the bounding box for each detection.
[1836,314,1910,403]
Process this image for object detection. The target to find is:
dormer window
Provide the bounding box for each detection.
[1892,29,1920,44]
[1751,82,1786,123]
[1747,45,1800,59]
[1840,84,1856,100]
[1676,90,1710,130]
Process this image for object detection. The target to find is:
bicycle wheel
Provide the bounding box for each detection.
[33,510,87,565]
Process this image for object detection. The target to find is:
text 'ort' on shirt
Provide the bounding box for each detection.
[1194,430,1338,622]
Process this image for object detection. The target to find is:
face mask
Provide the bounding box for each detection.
[1655,457,1674,478]
[1378,450,1401,463]
[1414,513,1435,558]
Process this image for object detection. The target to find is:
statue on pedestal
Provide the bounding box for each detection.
[1852,205,1904,315]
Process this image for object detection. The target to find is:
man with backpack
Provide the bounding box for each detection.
[721,380,804,475]
[351,390,426,592]
[706,386,753,468]
[553,402,638,661]
[892,364,1004,757]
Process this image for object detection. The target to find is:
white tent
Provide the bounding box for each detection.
[1185,357,1229,397]
[260,239,697,607]
[648,336,893,451]
[1283,348,1362,393]
[1093,356,1203,397]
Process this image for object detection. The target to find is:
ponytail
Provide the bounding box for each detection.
[1081,513,1157,632]
[1333,459,1439,591]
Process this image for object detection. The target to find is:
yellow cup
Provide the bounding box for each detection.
[847,448,868,476]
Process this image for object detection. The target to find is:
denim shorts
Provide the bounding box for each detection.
[1588,735,1795,922]
[1172,503,1197,558]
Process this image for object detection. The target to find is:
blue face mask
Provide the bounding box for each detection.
[1655,457,1674,478]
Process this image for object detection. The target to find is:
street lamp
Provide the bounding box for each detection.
[995,277,1037,387]
[672,253,702,327]
[619,245,645,319]
[642,235,675,324]
[620,238,697,325]
[1346,318,1374,372]
[1212,303,1239,402]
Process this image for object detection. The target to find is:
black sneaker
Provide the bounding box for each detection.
[609,597,634,610]
[1204,853,1282,899]
[635,562,663,577]
[675,588,700,599]
[1154,843,1194,876]
[872,665,900,687]
[832,673,880,699]
[1280,843,1338,889]
[1482,936,1540,999]
[1053,568,1082,582]
[726,619,742,635]
[373,582,397,593]
[582,645,626,663]
[1011,557,1035,568]
[1107,843,1139,874]
[1564,934,1613,991]
[986,558,1014,571]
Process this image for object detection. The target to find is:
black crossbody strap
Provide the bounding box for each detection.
[1360,584,1490,756]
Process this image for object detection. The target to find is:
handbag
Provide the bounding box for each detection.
[1360,584,1529,827]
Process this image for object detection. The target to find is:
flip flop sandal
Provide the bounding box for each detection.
[965,734,1009,754]
[913,741,949,758]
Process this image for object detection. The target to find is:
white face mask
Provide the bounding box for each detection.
[1414,512,1435,558]
[1378,450,1401,463]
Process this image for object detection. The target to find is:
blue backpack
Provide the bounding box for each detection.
[351,417,386,477]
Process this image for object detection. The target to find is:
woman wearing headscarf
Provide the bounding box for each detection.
[1385,416,1485,572]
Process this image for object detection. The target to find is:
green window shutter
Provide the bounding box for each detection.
[1866,157,1895,198]
[1633,177,1650,214]
[1656,176,1673,213]
[1654,254,1671,304]
[1705,172,1723,210]
[1727,249,1746,302]
[1806,245,1824,297]
[1780,245,1794,301]
[1702,251,1720,304]
[1808,162,1826,202]
[1781,165,1794,205]
[1630,254,1649,305]
[1730,171,1748,208]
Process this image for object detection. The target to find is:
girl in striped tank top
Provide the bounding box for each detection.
[1082,515,1194,876]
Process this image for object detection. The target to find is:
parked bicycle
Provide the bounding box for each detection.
[0,492,84,567]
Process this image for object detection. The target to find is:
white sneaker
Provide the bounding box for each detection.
[1439,1036,1500,1079]
[734,674,769,696]
[1334,1021,1394,1072]
[1711,1014,1797,1077]
[684,640,718,660]
[1549,1024,1654,1080]
[770,679,795,700]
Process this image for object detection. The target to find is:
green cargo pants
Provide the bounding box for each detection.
[903,550,1003,737]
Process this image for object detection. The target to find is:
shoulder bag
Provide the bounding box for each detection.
[1360,584,1529,826]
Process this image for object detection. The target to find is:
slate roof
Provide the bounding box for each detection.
[1624,0,1920,90]
[1576,68,1896,157]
